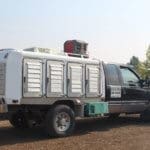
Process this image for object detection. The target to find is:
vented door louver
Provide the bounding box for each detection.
[68,63,83,97]
[23,59,42,97]
[47,61,64,97]
[86,65,100,97]
[0,63,5,95]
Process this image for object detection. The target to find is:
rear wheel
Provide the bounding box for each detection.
[9,112,29,128]
[45,105,75,137]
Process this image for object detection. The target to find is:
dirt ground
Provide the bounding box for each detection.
[0,115,150,150]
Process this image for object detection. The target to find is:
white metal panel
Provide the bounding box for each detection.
[0,63,5,95]
[100,63,105,99]
[68,63,83,97]
[23,59,43,97]
[21,50,100,66]
[86,65,100,97]
[3,51,23,104]
[47,61,64,97]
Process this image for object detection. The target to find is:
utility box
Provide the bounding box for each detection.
[85,102,109,116]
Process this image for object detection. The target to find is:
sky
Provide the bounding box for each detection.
[0,0,150,63]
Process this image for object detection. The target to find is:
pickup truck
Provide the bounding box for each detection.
[0,48,149,137]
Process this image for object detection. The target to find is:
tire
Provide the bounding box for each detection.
[9,112,29,129]
[45,105,75,137]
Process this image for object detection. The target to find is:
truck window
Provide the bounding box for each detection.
[120,67,139,86]
[105,64,120,85]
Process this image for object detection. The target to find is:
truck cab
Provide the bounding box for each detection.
[104,63,150,114]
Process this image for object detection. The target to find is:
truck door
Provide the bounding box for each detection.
[104,64,122,113]
[120,66,148,112]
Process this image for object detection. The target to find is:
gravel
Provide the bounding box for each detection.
[0,115,150,150]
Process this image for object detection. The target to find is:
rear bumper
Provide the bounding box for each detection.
[0,98,8,113]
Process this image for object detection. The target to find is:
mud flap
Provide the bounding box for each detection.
[0,98,8,113]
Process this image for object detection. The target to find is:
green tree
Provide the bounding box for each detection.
[128,45,150,79]
[129,56,140,71]
[137,62,147,78]
[144,45,150,78]
[128,56,146,78]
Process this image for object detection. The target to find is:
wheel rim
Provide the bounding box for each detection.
[54,112,71,132]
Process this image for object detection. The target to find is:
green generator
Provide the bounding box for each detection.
[84,102,109,117]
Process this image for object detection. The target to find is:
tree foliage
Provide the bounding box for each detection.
[128,45,150,79]
[129,56,140,70]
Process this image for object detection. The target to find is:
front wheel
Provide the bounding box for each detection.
[45,105,75,137]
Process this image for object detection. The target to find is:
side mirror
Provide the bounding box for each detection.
[144,78,150,87]
[139,79,145,87]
